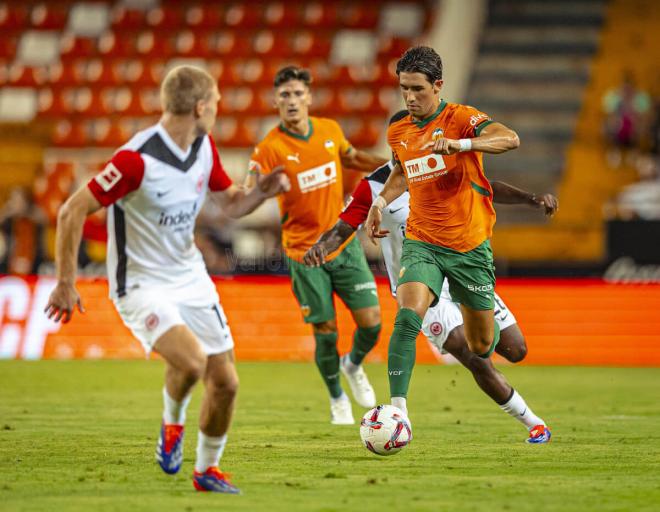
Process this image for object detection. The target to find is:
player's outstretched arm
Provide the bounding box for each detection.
[491,181,558,217]
[423,122,520,156]
[303,220,356,267]
[340,148,388,173]
[221,167,290,218]
[304,174,374,266]
[45,186,102,323]
[364,162,406,244]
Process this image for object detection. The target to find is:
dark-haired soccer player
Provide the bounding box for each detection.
[305,158,556,443]
[45,65,290,493]
[364,46,521,418]
[244,66,387,425]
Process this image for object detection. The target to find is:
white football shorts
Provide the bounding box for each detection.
[113,287,234,356]
[422,292,517,352]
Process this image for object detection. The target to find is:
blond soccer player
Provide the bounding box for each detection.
[45,65,289,493]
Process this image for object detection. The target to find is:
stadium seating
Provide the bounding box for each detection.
[490,0,659,261]
[467,0,606,226]
[0,0,424,150]
[0,0,430,269]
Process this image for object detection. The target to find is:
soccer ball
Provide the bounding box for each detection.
[360,405,412,456]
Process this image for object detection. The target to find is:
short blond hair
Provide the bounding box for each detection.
[160,65,215,115]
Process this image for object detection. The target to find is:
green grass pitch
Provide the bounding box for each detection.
[1,361,659,511]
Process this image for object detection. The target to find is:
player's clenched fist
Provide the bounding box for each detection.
[421,138,461,155]
[256,166,291,196]
[531,193,558,217]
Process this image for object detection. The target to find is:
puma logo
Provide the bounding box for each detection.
[400,140,408,150]
[287,153,300,164]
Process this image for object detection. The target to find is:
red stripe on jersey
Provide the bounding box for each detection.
[208,135,233,192]
[87,150,145,207]
[339,178,372,229]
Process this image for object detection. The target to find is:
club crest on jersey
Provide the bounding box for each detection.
[324,140,334,152]
[301,305,311,317]
[432,128,444,141]
[145,313,159,331]
[430,322,442,336]
[297,161,337,193]
[248,159,261,175]
[403,154,447,182]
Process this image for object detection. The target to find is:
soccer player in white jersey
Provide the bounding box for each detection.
[304,156,558,443]
[45,65,290,493]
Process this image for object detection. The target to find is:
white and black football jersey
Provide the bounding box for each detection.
[87,123,232,305]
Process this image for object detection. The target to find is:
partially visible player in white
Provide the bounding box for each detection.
[45,65,290,493]
[305,159,558,443]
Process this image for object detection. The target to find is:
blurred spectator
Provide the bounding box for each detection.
[650,89,660,158]
[615,163,660,220]
[602,72,652,167]
[0,186,46,275]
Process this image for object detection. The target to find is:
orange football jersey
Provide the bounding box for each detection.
[388,100,497,252]
[250,117,355,262]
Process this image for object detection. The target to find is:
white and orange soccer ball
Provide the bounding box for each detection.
[359,405,412,456]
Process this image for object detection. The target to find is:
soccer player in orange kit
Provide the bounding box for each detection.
[364,47,521,418]
[245,66,388,425]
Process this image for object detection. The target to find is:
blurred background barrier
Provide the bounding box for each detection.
[1,274,658,366]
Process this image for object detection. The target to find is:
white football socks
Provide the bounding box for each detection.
[162,387,192,425]
[499,389,545,430]
[195,431,228,473]
[391,397,408,417]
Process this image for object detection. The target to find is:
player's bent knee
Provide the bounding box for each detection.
[313,320,337,334]
[508,343,527,363]
[354,306,381,328]
[497,326,528,363]
[208,374,239,399]
[466,336,491,356]
[181,354,206,384]
[396,301,427,320]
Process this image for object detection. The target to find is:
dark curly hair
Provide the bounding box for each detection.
[273,66,312,88]
[396,46,443,84]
